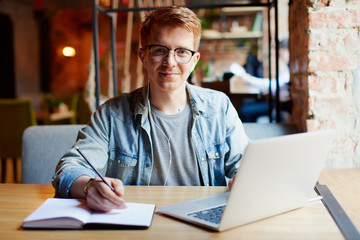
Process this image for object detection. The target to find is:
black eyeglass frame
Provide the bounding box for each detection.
[144,44,196,64]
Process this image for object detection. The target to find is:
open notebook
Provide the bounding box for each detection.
[158,130,335,231]
[22,198,155,229]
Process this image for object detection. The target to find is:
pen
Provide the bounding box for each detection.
[75,146,115,192]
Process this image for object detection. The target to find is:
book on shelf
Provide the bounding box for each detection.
[251,12,263,32]
[22,198,155,229]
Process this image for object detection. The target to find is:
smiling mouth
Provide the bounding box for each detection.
[160,72,178,77]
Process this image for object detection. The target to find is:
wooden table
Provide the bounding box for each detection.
[318,168,360,232]
[201,80,261,118]
[0,182,346,240]
[35,110,75,123]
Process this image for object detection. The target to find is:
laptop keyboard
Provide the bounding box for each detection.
[187,205,226,224]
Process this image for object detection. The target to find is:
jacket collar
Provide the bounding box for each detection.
[186,83,205,117]
[133,86,149,125]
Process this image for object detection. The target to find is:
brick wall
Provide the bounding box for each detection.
[289,0,360,167]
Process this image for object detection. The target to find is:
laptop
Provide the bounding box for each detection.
[157,130,336,232]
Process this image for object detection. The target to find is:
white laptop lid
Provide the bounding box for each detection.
[219,130,335,231]
[157,130,335,232]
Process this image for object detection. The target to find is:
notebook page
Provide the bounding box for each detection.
[87,203,155,226]
[24,198,91,225]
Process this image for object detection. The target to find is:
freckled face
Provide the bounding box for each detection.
[141,25,200,93]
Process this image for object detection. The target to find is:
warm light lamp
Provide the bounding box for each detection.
[62,46,76,57]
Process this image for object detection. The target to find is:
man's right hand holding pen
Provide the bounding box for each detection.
[70,175,126,212]
[71,146,127,212]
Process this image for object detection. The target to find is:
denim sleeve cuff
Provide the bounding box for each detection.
[58,167,98,198]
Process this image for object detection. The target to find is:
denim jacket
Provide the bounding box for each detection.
[52,83,249,197]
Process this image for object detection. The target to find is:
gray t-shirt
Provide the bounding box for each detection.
[149,103,201,186]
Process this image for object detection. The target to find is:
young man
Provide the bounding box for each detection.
[52,6,249,212]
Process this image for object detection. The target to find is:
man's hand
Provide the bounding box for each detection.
[228,174,236,190]
[71,176,126,212]
[86,177,126,212]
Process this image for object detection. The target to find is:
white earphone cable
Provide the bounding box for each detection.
[147,83,173,186]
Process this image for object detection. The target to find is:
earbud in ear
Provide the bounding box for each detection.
[144,60,147,69]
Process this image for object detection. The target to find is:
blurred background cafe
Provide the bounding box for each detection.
[0,0,359,183]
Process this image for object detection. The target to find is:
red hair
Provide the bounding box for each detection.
[139,6,202,50]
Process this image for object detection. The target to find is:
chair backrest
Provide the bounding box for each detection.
[21,124,86,184]
[0,99,37,158]
[243,123,298,141]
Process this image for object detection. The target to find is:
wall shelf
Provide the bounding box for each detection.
[221,6,265,14]
[202,30,262,40]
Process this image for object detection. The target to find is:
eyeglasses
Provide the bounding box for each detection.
[145,44,196,64]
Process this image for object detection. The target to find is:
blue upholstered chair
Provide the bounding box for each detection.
[21,124,86,184]
[243,123,298,140]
